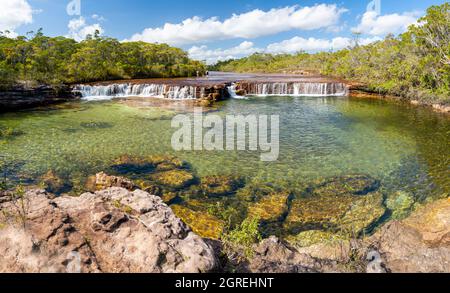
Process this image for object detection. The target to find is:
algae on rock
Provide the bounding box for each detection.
[248,192,291,223]
[150,170,195,190]
[171,205,225,240]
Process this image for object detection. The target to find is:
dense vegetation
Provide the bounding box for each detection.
[212,4,450,104]
[0,29,205,87]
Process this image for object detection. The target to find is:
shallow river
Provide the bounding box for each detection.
[1,95,449,238]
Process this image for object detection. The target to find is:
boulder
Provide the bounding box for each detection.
[0,188,217,273]
[369,198,450,273]
[85,172,135,192]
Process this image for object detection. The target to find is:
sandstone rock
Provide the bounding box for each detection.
[386,191,415,220]
[284,195,355,233]
[171,205,225,240]
[246,236,349,273]
[248,192,290,222]
[199,175,244,197]
[402,198,450,246]
[0,188,218,273]
[310,174,380,197]
[284,191,385,235]
[285,230,347,249]
[86,172,135,192]
[339,192,386,234]
[40,170,67,194]
[150,170,195,190]
[0,84,78,113]
[369,198,450,273]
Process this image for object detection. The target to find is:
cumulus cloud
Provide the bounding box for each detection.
[265,36,381,54]
[129,4,347,45]
[188,41,262,64]
[67,16,104,42]
[352,11,420,36]
[190,36,381,64]
[0,0,33,37]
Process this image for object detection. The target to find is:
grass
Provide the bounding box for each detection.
[222,217,262,260]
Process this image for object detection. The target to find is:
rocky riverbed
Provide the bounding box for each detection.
[1,181,448,273]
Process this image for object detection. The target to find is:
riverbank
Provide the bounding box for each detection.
[348,83,450,114]
[1,184,448,273]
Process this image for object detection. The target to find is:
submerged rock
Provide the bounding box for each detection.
[284,195,355,233]
[171,205,225,240]
[285,230,347,249]
[40,170,68,194]
[310,174,380,197]
[199,175,244,197]
[135,180,162,196]
[0,188,218,273]
[150,170,195,190]
[236,182,279,202]
[386,191,415,220]
[80,121,113,129]
[339,192,386,234]
[146,155,186,171]
[248,192,291,223]
[85,172,135,192]
[284,191,385,235]
[110,154,187,177]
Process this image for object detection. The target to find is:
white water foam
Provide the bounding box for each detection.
[73,84,199,101]
[249,82,349,97]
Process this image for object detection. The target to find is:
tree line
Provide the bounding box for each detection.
[211,4,450,104]
[0,29,206,87]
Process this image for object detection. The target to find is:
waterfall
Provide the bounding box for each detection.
[72,83,199,101]
[227,83,248,99]
[243,82,349,97]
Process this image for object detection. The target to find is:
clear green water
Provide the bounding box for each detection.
[1,96,449,208]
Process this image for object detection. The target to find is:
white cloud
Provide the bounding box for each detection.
[190,36,382,64]
[188,41,262,64]
[67,16,104,42]
[92,14,106,22]
[0,0,33,37]
[352,11,420,36]
[129,4,347,45]
[265,36,381,54]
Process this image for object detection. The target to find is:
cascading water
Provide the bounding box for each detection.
[227,83,248,99]
[237,82,349,97]
[72,83,199,101]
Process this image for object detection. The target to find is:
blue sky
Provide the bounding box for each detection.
[1,0,447,63]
